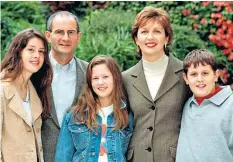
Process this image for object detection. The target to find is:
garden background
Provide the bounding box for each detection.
[1,1,233,86]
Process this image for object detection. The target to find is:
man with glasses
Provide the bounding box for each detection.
[42,11,88,162]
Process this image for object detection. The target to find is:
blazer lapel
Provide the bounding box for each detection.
[154,54,182,102]
[6,82,31,126]
[29,81,43,124]
[49,87,60,128]
[71,57,86,106]
[132,61,153,102]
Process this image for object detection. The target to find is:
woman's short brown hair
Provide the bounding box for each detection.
[131,6,173,55]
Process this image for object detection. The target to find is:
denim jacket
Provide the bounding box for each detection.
[55,103,134,162]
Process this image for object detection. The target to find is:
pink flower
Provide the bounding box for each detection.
[200,18,207,24]
[202,1,211,6]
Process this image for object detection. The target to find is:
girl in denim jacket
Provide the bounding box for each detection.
[55,55,133,162]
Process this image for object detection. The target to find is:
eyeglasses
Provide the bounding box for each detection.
[51,29,78,37]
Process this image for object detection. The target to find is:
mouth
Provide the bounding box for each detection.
[30,61,39,65]
[60,44,71,47]
[145,42,157,48]
[98,87,107,91]
[196,84,206,88]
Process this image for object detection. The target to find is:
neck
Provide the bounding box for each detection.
[98,98,112,108]
[52,51,73,66]
[142,52,165,62]
[14,75,29,90]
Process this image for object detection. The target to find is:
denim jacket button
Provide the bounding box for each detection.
[91,152,95,156]
[95,132,98,135]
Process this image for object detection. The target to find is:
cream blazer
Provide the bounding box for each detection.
[0,80,44,162]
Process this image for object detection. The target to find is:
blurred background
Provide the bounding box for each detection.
[1,1,233,86]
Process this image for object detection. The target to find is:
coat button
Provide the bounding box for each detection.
[150,106,155,110]
[27,128,31,132]
[147,126,153,131]
[146,147,152,152]
[91,152,95,156]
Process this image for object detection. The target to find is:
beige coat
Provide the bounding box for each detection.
[123,54,190,162]
[0,80,44,162]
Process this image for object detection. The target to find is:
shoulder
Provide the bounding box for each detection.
[122,65,135,77]
[62,110,75,124]
[122,60,141,78]
[0,80,13,97]
[74,57,88,67]
[168,54,183,72]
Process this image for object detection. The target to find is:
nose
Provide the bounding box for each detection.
[33,51,40,58]
[147,32,155,39]
[197,74,203,82]
[62,32,69,40]
[98,78,104,85]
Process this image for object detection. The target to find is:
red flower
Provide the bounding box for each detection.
[202,1,211,6]
[222,49,231,55]
[193,24,199,29]
[210,19,216,24]
[227,53,233,61]
[225,6,233,13]
[182,9,191,16]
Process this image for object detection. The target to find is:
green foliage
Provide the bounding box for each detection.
[76,9,139,71]
[1,1,46,59]
[171,25,206,60]
[76,9,208,72]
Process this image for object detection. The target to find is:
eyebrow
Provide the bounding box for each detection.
[27,45,45,49]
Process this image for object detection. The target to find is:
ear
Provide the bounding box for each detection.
[165,36,169,45]
[45,31,51,43]
[77,32,82,44]
[183,72,189,85]
[214,69,220,82]
[134,36,138,46]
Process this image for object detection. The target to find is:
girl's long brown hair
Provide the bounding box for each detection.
[1,28,53,118]
[72,55,128,130]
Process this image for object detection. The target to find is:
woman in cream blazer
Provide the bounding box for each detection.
[0,28,52,162]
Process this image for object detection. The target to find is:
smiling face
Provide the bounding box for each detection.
[45,15,81,58]
[91,64,114,106]
[21,37,45,77]
[183,63,220,97]
[135,20,168,61]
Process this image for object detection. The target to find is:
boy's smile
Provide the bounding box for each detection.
[183,63,220,97]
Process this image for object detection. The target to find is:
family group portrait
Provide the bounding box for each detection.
[1,1,233,162]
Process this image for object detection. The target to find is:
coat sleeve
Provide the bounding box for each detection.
[0,83,4,162]
[55,113,75,162]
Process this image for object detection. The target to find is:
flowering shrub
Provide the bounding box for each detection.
[179,1,233,85]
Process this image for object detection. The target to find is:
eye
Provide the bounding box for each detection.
[68,30,77,35]
[55,30,63,35]
[141,30,147,34]
[92,77,98,80]
[39,50,45,55]
[28,48,34,52]
[103,75,109,79]
[203,72,209,75]
[154,30,161,34]
[190,73,197,77]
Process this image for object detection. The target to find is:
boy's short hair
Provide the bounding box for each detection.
[183,49,217,74]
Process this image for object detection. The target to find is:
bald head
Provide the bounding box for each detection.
[46,11,80,32]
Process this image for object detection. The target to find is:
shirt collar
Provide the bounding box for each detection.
[49,52,75,71]
[189,85,232,107]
